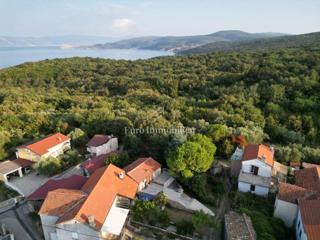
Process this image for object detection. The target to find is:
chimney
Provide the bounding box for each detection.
[261,154,266,162]
[270,145,275,153]
[119,171,125,179]
[57,137,62,141]
[87,215,95,228]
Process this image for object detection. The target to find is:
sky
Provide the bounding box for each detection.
[0,0,319,38]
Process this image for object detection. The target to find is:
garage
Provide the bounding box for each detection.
[0,159,34,182]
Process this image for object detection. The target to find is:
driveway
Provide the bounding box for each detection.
[9,172,49,197]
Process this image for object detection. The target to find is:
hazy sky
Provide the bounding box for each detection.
[1,0,319,37]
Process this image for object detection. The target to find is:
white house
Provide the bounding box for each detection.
[295,199,320,240]
[16,132,71,162]
[273,182,314,227]
[39,164,138,240]
[238,144,274,197]
[86,135,118,156]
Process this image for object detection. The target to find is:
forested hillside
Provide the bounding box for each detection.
[0,48,320,165]
[180,32,320,54]
[93,30,285,52]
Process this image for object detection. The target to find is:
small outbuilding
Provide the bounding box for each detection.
[0,159,34,182]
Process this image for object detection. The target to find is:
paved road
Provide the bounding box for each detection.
[0,202,42,240]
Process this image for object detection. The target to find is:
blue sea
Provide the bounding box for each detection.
[0,46,174,69]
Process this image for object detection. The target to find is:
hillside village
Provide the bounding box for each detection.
[0,131,319,240]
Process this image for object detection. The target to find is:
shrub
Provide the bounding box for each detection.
[105,151,130,167]
[176,220,195,235]
[37,157,62,176]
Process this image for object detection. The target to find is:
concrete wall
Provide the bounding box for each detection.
[296,210,308,240]
[16,148,41,162]
[40,215,59,240]
[238,181,269,197]
[56,222,101,240]
[138,168,161,191]
[87,138,118,156]
[273,198,298,227]
[241,159,272,177]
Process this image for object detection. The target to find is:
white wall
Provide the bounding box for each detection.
[238,181,269,197]
[296,210,308,240]
[87,138,118,156]
[57,221,101,240]
[40,215,59,240]
[241,159,272,177]
[273,198,298,227]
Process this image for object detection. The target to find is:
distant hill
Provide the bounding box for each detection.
[0,35,119,48]
[92,30,287,52]
[180,32,320,54]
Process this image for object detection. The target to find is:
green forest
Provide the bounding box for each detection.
[0,47,320,166]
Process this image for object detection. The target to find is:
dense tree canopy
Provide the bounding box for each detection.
[0,48,320,165]
[167,134,216,178]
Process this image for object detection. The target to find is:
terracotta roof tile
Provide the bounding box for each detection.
[87,135,112,147]
[225,211,256,240]
[27,175,87,201]
[277,182,315,203]
[38,189,87,216]
[295,167,320,194]
[57,164,138,230]
[17,132,70,156]
[242,144,274,167]
[124,157,161,183]
[298,199,320,240]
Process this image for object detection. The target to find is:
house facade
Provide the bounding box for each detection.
[237,144,274,197]
[273,182,314,227]
[295,199,320,240]
[124,157,161,191]
[86,135,118,156]
[16,133,71,162]
[39,164,138,240]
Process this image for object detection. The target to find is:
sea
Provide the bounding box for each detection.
[0,46,174,69]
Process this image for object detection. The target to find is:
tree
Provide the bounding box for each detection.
[37,157,62,176]
[68,128,88,147]
[153,191,168,208]
[105,151,129,167]
[167,134,216,178]
[205,124,230,142]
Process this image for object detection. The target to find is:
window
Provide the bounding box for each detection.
[250,165,259,175]
[72,232,78,240]
[250,185,255,191]
[299,229,302,238]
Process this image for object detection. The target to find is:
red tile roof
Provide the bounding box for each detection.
[81,151,119,174]
[295,167,320,194]
[87,135,112,147]
[39,189,87,216]
[277,182,315,204]
[242,144,274,167]
[55,164,138,230]
[298,199,320,240]
[124,157,161,183]
[17,132,70,156]
[27,175,87,201]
